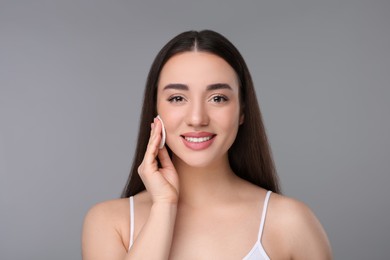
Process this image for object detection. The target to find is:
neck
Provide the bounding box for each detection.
[172,155,239,208]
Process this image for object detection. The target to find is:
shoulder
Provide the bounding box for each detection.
[82,198,131,259]
[83,198,130,226]
[266,193,333,259]
[269,193,318,225]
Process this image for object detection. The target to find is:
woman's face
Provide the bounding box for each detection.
[157,51,244,168]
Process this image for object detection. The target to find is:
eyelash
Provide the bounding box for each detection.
[210,94,229,103]
[167,96,185,103]
[167,94,229,104]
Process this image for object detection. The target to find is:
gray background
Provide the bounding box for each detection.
[1,0,389,259]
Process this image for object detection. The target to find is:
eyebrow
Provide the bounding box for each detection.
[163,84,188,91]
[163,83,233,91]
[206,83,232,91]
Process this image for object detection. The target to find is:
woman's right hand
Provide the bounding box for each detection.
[137,117,179,204]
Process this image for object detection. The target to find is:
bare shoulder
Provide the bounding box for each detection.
[266,193,333,259]
[82,198,130,259]
[269,193,319,224]
[83,198,130,229]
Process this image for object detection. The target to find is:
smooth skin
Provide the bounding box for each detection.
[82,52,332,259]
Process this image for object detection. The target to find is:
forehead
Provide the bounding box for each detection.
[158,51,239,89]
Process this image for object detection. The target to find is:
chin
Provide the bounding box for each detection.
[167,138,233,169]
[182,159,215,169]
[171,150,227,169]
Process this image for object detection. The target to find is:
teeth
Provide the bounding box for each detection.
[185,136,212,143]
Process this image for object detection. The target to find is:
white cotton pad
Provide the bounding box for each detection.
[156,115,166,149]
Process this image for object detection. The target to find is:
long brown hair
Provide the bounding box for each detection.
[121,30,280,197]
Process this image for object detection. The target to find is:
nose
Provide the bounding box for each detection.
[185,101,210,128]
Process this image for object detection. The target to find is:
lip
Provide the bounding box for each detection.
[181,132,215,138]
[181,132,216,151]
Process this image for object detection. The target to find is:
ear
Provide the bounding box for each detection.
[239,113,245,125]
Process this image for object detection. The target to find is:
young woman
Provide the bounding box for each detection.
[82,30,332,259]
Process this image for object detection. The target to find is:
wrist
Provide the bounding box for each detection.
[152,193,179,206]
[152,200,178,208]
[150,202,178,220]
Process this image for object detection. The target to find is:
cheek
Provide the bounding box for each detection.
[158,108,184,136]
[214,105,241,128]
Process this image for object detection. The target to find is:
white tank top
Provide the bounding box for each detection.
[129,191,272,260]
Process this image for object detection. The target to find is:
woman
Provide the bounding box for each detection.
[82,30,332,259]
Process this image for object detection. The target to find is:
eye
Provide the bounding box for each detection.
[210,95,229,103]
[167,95,185,103]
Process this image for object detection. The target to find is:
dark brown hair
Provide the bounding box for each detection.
[121,30,280,197]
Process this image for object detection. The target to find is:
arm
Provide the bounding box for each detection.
[82,199,177,260]
[82,118,179,260]
[128,117,179,259]
[82,200,129,260]
[127,202,177,259]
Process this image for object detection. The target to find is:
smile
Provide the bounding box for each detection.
[184,136,212,143]
[181,133,216,150]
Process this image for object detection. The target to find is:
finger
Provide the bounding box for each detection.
[152,117,163,148]
[158,146,174,169]
[144,118,162,165]
[158,148,179,193]
[147,121,155,146]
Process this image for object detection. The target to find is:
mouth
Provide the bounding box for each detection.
[180,132,216,150]
[183,136,214,143]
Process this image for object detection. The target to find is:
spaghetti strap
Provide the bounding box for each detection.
[257,191,272,241]
[129,196,134,249]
